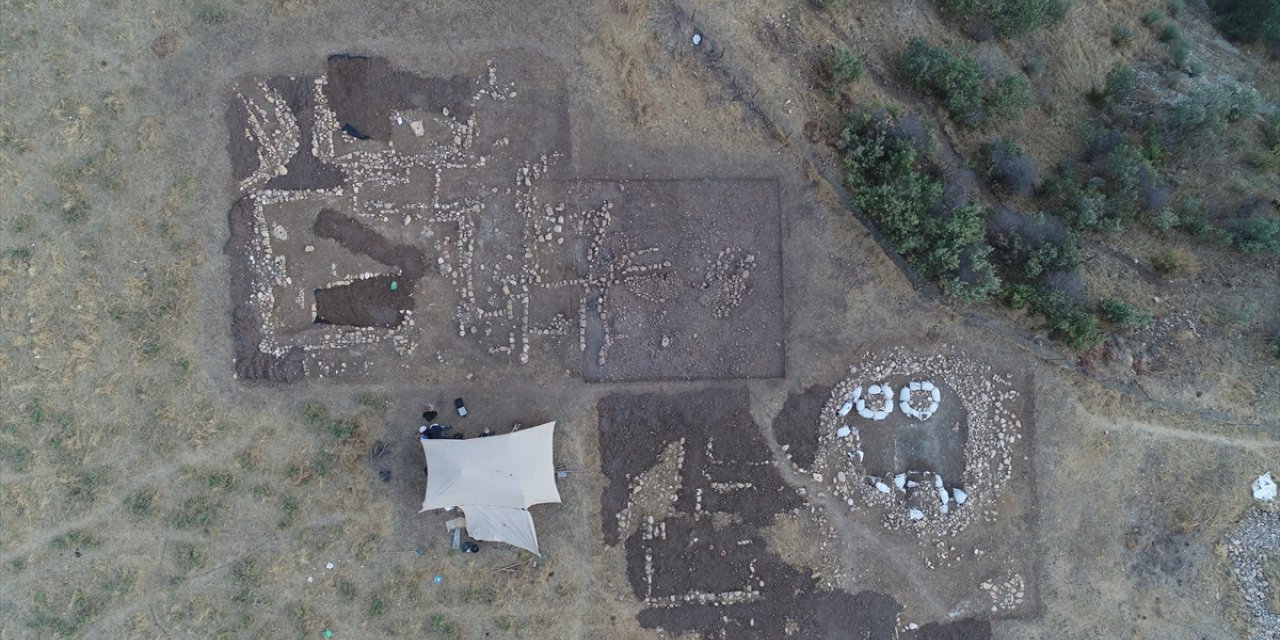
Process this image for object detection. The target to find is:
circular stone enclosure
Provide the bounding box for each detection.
[811,348,1024,537]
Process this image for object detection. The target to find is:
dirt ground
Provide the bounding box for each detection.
[1,1,1277,639]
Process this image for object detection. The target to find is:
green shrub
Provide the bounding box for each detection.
[1111,25,1135,46]
[1099,142,1160,223]
[827,49,863,92]
[1159,23,1183,42]
[937,0,1068,37]
[1041,167,1109,232]
[1150,208,1178,232]
[1169,43,1191,68]
[1142,9,1165,25]
[1230,216,1280,253]
[988,74,1034,120]
[898,38,1032,126]
[981,138,1037,195]
[1168,0,1185,17]
[1098,299,1154,329]
[1057,309,1106,350]
[1103,64,1136,104]
[1271,334,1280,359]
[1168,83,1260,142]
[1215,0,1280,56]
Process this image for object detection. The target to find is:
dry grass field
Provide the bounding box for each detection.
[1,0,1277,639]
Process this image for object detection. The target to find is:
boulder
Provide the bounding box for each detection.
[1253,472,1277,502]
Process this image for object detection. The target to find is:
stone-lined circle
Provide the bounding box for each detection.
[811,348,1024,537]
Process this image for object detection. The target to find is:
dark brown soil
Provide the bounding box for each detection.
[771,384,829,469]
[263,76,343,191]
[224,98,258,182]
[313,208,429,278]
[570,179,785,382]
[325,54,474,141]
[598,388,799,545]
[599,388,987,639]
[314,275,412,328]
[150,33,177,59]
[224,196,304,382]
[906,619,993,639]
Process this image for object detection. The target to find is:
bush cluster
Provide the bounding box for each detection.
[1041,137,1168,234]
[1166,83,1261,143]
[936,0,1068,37]
[980,138,1037,196]
[1215,0,1280,57]
[837,110,999,299]
[898,38,1033,127]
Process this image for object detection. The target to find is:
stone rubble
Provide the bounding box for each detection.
[1223,509,1280,639]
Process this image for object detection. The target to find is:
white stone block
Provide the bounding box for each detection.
[874,481,891,493]
[908,508,924,521]
[894,474,906,489]
[953,488,968,505]
[835,426,851,438]
[1253,473,1277,502]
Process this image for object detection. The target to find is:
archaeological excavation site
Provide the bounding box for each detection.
[3,1,1277,639]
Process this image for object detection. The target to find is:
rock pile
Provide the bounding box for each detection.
[1223,509,1280,639]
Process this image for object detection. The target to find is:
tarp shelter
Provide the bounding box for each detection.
[419,422,560,555]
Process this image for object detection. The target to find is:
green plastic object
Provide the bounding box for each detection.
[389,280,398,291]
[322,630,333,638]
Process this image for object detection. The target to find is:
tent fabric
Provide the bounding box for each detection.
[419,422,561,511]
[461,505,540,555]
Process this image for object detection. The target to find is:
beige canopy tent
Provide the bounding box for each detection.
[419,422,560,555]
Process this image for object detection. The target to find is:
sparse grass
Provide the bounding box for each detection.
[368,596,385,616]
[50,529,101,551]
[357,392,389,414]
[1151,246,1199,276]
[124,486,156,517]
[206,471,236,491]
[64,467,108,506]
[193,5,227,24]
[172,541,207,574]
[172,495,221,533]
[302,402,358,439]
[279,495,299,528]
[337,577,358,600]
